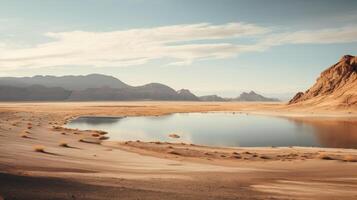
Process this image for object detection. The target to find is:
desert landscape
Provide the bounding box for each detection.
[1,1,357,199]
[0,100,357,200]
[0,55,356,199]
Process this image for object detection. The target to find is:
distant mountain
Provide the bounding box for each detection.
[235,91,279,102]
[177,89,199,101]
[289,55,357,107]
[0,85,71,101]
[0,74,128,91]
[0,74,280,102]
[68,85,199,101]
[199,95,227,102]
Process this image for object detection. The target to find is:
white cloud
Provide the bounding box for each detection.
[0,22,356,70]
[261,26,357,47]
[0,22,268,69]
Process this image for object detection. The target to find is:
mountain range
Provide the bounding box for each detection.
[0,74,279,102]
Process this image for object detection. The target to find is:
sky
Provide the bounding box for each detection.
[0,0,357,98]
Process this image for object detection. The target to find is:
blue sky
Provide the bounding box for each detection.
[0,0,357,98]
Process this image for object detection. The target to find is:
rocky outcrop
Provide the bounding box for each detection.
[289,55,357,106]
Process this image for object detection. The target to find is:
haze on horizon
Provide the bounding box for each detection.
[0,0,357,98]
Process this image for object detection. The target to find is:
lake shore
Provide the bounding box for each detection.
[0,101,357,200]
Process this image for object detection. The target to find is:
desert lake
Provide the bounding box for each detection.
[66,112,357,148]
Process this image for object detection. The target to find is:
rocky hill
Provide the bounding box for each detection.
[0,74,129,91]
[177,89,199,101]
[0,74,199,101]
[289,55,357,107]
[235,91,279,102]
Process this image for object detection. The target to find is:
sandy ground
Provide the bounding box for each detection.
[0,101,357,200]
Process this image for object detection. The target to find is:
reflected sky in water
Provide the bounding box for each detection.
[66,113,357,148]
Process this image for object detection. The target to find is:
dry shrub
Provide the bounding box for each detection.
[33,145,45,153]
[61,132,66,135]
[92,133,100,137]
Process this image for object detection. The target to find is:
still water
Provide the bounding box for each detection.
[66,112,357,148]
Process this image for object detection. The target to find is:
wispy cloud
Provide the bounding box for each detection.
[0,22,356,70]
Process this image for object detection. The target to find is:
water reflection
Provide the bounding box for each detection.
[291,119,357,149]
[66,113,357,148]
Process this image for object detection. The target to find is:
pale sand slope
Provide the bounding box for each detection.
[0,102,356,200]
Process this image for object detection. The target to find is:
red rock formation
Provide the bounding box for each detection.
[289,55,357,107]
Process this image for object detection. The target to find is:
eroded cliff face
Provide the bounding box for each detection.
[289,55,357,107]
